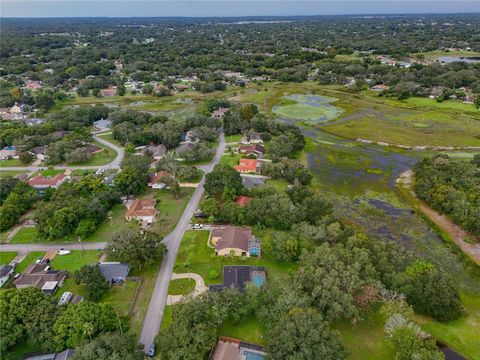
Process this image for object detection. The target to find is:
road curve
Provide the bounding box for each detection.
[139,130,225,351]
[0,134,124,172]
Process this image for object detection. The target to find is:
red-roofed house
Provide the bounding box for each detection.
[234,159,260,174]
[100,86,117,97]
[28,173,69,191]
[25,80,42,90]
[148,171,172,189]
[234,196,252,207]
[125,198,157,225]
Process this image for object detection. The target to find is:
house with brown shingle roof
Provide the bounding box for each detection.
[125,198,157,225]
[13,263,66,294]
[211,226,260,257]
[238,144,264,156]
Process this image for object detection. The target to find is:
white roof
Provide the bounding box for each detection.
[41,281,58,290]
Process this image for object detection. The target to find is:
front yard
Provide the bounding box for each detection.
[173,230,297,286]
[0,251,17,265]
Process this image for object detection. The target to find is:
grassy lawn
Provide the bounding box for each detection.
[334,308,393,360]
[85,204,139,242]
[266,179,290,192]
[5,341,42,360]
[225,134,242,143]
[97,132,122,147]
[151,188,195,237]
[102,280,140,317]
[412,49,480,60]
[0,158,25,167]
[67,141,117,166]
[415,292,480,359]
[71,169,97,176]
[220,316,266,345]
[174,230,297,286]
[0,170,28,178]
[16,252,45,273]
[220,153,243,167]
[168,278,196,295]
[50,250,102,273]
[10,227,39,244]
[34,169,64,177]
[0,251,17,264]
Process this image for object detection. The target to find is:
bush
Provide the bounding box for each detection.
[208,270,219,280]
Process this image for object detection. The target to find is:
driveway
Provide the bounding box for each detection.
[165,272,208,305]
[139,130,225,351]
[0,134,124,172]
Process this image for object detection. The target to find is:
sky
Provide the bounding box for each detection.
[1,0,479,17]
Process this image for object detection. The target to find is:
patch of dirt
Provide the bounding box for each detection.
[397,170,480,265]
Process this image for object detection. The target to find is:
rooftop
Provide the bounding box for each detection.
[212,226,252,252]
[126,198,157,218]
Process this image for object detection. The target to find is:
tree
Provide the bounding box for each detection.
[266,308,346,360]
[71,332,144,360]
[35,92,55,111]
[106,229,168,271]
[74,264,110,301]
[204,164,244,196]
[117,83,126,96]
[53,301,121,350]
[19,151,34,164]
[115,166,147,195]
[0,288,58,352]
[401,260,463,321]
[77,86,90,97]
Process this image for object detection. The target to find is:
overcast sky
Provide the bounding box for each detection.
[1,1,478,17]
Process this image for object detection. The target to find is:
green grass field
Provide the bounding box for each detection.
[224,134,242,143]
[97,132,122,147]
[151,188,195,236]
[85,204,138,242]
[0,252,17,264]
[51,250,102,273]
[168,278,196,295]
[220,153,243,167]
[68,141,117,166]
[10,227,39,244]
[0,170,28,178]
[15,252,45,273]
[0,158,25,167]
[220,316,266,345]
[412,49,480,60]
[272,94,343,122]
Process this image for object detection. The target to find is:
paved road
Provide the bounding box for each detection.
[0,134,124,171]
[0,242,107,253]
[139,130,225,351]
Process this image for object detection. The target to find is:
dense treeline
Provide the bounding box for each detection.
[0,179,38,230]
[414,154,480,238]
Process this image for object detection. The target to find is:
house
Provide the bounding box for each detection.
[185,130,199,144]
[240,132,263,145]
[370,84,390,92]
[238,144,264,156]
[31,145,48,160]
[25,117,45,126]
[25,80,42,90]
[0,264,15,288]
[125,198,157,225]
[51,130,72,138]
[13,263,67,294]
[173,83,190,92]
[0,147,18,160]
[211,226,260,257]
[98,262,130,284]
[241,175,266,190]
[211,107,230,119]
[93,118,112,131]
[28,173,69,191]
[234,195,252,207]
[23,349,75,360]
[209,266,266,292]
[144,144,167,160]
[100,86,117,97]
[85,144,103,154]
[234,159,261,174]
[10,103,22,114]
[148,171,172,189]
[103,172,117,187]
[210,337,266,360]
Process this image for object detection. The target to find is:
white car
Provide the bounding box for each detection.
[58,249,71,256]
[192,224,203,229]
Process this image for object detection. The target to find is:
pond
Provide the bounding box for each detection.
[272,94,343,123]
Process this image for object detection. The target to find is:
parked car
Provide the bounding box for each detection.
[147,344,155,357]
[58,249,71,256]
[191,224,203,229]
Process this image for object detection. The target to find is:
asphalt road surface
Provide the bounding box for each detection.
[0,134,124,171]
[0,242,107,253]
[139,130,225,351]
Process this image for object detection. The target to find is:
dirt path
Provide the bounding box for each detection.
[397,170,480,265]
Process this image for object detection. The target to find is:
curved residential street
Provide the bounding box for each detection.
[0,134,124,171]
[139,131,225,351]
